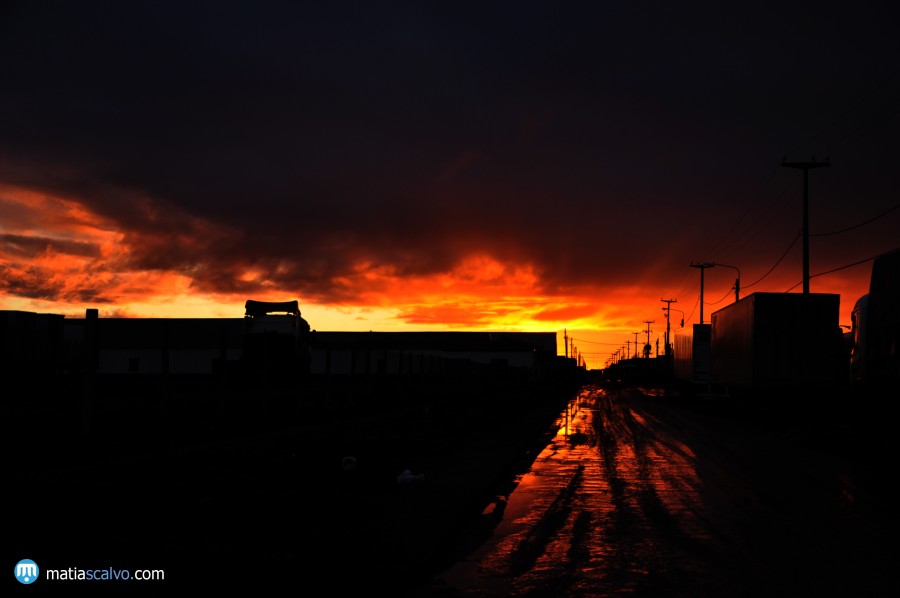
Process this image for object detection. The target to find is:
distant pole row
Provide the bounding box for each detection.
[605,158,829,370]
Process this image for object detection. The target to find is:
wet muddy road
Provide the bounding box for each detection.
[432,385,896,597]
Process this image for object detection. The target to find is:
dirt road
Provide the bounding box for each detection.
[432,384,896,597]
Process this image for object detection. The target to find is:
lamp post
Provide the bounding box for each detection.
[714,262,741,302]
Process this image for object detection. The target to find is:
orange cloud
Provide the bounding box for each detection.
[0,186,203,307]
[0,187,577,333]
[0,180,880,368]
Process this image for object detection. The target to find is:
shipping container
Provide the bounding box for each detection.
[710,292,844,391]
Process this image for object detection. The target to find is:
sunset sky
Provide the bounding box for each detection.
[2,1,899,369]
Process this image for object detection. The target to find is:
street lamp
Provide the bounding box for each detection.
[714,262,741,302]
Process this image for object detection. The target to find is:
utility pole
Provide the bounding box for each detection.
[632,331,640,358]
[643,320,654,358]
[626,340,631,359]
[661,298,677,356]
[691,262,715,324]
[781,157,830,294]
[564,329,568,358]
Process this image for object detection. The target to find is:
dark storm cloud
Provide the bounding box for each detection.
[1,233,101,258]
[2,0,899,302]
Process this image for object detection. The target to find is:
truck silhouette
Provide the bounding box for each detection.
[241,300,311,386]
[849,248,900,392]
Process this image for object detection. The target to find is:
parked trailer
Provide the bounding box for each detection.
[673,324,711,384]
[710,292,844,392]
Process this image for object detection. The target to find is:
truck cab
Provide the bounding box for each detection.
[241,299,311,384]
[850,248,900,393]
[849,293,868,385]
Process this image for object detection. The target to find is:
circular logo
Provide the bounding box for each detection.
[15,559,39,584]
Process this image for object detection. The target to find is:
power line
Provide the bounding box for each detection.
[711,173,798,261]
[811,201,900,237]
[702,166,783,260]
[700,79,899,288]
[782,246,900,293]
[598,85,898,340]
[664,265,694,303]
[568,337,621,346]
[705,286,735,306]
[743,232,801,290]
[648,85,897,329]
[684,296,699,326]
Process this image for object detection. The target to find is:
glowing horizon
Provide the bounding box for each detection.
[0,175,883,371]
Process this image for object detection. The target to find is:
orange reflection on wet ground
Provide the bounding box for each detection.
[437,383,899,597]
[437,385,714,596]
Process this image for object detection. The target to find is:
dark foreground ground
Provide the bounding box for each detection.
[6,372,581,595]
[7,371,895,596]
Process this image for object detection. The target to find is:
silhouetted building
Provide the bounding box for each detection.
[3,309,558,382]
[0,310,65,376]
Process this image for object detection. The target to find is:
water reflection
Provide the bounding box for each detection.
[437,385,711,597]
